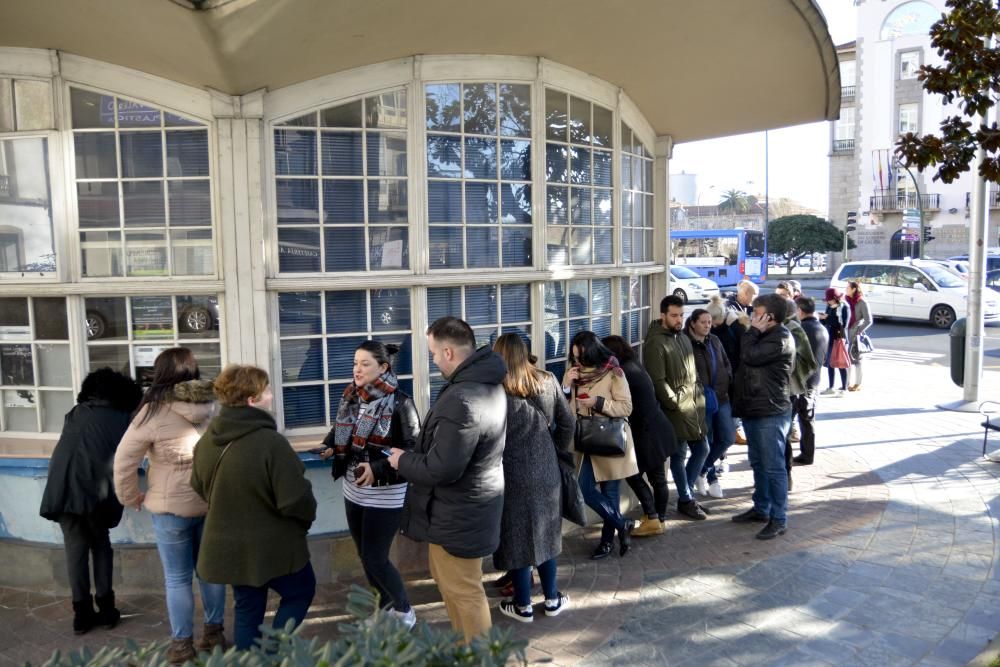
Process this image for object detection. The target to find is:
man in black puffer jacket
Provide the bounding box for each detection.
[388,316,507,644]
[730,294,795,541]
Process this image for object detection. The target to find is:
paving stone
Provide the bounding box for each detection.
[826,620,878,648]
[798,636,860,663]
[932,637,986,664]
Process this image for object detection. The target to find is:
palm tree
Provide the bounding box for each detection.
[717,189,751,215]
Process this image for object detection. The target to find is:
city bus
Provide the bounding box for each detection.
[669,229,767,287]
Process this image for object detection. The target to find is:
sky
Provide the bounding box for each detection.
[670,0,857,217]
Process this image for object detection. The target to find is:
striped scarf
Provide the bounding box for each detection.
[332,371,398,463]
[573,356,624,386]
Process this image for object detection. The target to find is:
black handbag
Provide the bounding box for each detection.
[573,387,628,458]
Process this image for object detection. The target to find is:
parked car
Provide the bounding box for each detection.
[948,251,1000,274]
[85,297,220,340]
[668,266,720,304]
[830,259,1000,329]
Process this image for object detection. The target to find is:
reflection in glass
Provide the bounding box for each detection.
[427,287,462,322]
[0,137,56,272]
[166,131,209,177]
[366,90,408,129]
[378,332,413,375]
[37,344,71,386]
[283,385,325,428]
[276,180,319,225]
[595,190,613,226]
[74,133,118,179]
[0,344,33,385]
[501,284,531,322]
[0,297,29,330]
[325,290,367,334]
[570,147,591,185]
[594,149,612,187]
[465,285,497,326]
[274,129,317,176]
[500,140,530,180]
[545,89,567,142]
[367,180,407,223]
[84,297,127,341]
[125,231,167,277]
[592,105,613,147]
[278,112,316,127]
[327,335,367,378]
[277,228,320,272]
[371,289,411,330]
[320,100,363,128]
[499,84,531,138]
[429,226,463,269]
[571,228,593,265]
[366,132,407,177]
[465,183,497,224]
[279,292,322,336]
[427,182,462,223]
[41,391,74,432]
[592,316,612,339]
[3,389,37,431]
[119,132,163,178]
[117,100,160,128]
[463,83,497,136]
[546,226,569,266]
[131,296,174,340]
[544,282,566,319]
[165,112,203,128]
[324,226,365,271]
[426,135,462,177]
[570,188,592,226]
[80,231,123,277]
[426,84,461,132]
[322,180,364,224]
[569,96,590,144]
[77,182,120,229]
[502,227,531,267]
[123,181,165,227]
[34,298,68,340]
[70,88,107,129]
[87,344,130,375]
[467,227,499,268]
[281,338,323,382]
[321,132,363,176]
[168,180,212,226]
[592,280,611,314]
[188,343,222,380]
[369,226,408,270]
[463,137,497,179]
[499,184,530,226]
[545,144,567,183]
[547,186,568,225]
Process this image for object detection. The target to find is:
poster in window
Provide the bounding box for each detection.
[0,344,34,386]
[135,345,170,387]
[131,298,174,339]
[381,239,404,269]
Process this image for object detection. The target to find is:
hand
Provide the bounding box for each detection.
[354,462,374,487]
[577,395,598,409]
[387,447,405,470]
[750,312,771,332]
[133,492,145,511]
[566,367,581,382]
[319,447,334,460]
[817,312,827,320]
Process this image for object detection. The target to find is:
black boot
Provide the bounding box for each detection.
[95,592,120,629]
[72,596,97,635]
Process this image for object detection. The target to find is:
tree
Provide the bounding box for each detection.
[894,0,1000,184]
[717,189,751,215]
[767,215,855,270]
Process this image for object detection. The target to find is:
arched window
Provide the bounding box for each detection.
[880,1,937,41]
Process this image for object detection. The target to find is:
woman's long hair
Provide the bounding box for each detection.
[493,333,545,398]
[684,308,711,335]
[134,347,200,425]
[568,330,613,368]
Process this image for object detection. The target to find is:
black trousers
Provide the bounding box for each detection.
[58,513,114,603]
[344,499,411,612]
[626,466,670,520]
[793,389,818,463]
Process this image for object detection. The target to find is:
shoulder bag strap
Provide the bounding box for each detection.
[205,441,234,507]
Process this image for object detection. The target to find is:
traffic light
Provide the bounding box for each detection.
[923,226,935,244]
[846,210,857,233]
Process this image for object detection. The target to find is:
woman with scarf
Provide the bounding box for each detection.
[845,281,873,391]
[819,287,851,395]
[563,331,639,560]
[320,341,420,628]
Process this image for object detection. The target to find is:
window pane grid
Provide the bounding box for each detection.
[543,279,612,379]
[426,83,532,270]
[545,89,613,267]
[274,90,409,274]
[0,297,72,433]
[619,276,652,354]
[621,122,654,264]
[277,288,413,430]
[71,88,213,278]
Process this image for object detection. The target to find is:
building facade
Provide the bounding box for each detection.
[830,0,1000,264]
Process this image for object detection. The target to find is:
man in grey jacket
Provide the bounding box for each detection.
[388,317,507,644]
[793,296,829,465]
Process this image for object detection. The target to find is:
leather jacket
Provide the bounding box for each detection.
[732,324,795,419]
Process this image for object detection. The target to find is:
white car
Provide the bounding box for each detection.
[669,266,721,304]
[830,259,1000,329]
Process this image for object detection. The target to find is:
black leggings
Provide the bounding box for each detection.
[827,367,848,390]
[344,499,410,612]
[58,513,114,602]
[625,467,669,520]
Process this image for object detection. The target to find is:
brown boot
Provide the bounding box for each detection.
[631,518,664,537]
[195,623,227,653]
[167,637,196,664]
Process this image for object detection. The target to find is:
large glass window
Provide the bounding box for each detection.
[0,297,73,432]
[84,294,222,386]
[620,275,652,356]
[545,89,613,266]
[543,279,612,380]
[834,107,855,141]
[621,123,654,264]
[426,283,532,401]
[277,288,413,429]
[898,103,919,135]
[274,90,410,273]
[0,137,56,274]
[899,51,920,80]
[71,88,214,277]
[425,83,532,270]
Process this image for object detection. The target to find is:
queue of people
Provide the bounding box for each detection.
[38,278,855,655]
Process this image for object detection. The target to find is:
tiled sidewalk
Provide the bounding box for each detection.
[1,357,998,666]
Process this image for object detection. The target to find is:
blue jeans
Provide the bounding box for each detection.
[577,455,624,544]
[702,401,736,483]
[150,513,227,640]
[743,412,792,523]
[511,558,558,607]
[669,437,709,503]
[233,561,316,651]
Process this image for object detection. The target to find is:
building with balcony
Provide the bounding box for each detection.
[828,0,1000,263]
[0,0,839,590]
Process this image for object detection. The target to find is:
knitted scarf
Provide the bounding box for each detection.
[332,371,398,464]
[573,356,624,386]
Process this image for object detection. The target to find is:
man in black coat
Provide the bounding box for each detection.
[39,368,142,635]
[388,316,506,644]
[730,294,795,540]
[793,296,830,465]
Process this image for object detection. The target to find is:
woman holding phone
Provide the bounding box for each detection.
[320,341,420,627]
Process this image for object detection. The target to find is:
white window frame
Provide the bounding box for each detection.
[898,103,919,135]
[899,51,920,80]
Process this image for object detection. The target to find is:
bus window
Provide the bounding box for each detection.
[744,232,765,257]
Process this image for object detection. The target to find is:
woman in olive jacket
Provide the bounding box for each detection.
[191,365,317,652]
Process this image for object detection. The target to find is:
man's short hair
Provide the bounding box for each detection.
[427,316,476,349]
[787,280,802,295]
[660,294,685,313]
[776,281,790,291]
[751,293,788,322]
[737,280,759,296]
[795,295,817,316]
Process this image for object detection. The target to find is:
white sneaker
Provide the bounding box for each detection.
[695,474,709,496]
[708,481,724,498]
[833,389,845,397]
[388,608,417,630]
[719,459,730,475]
[544,593,570,617]
[820,388,837,396]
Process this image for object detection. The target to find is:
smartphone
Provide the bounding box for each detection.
[577,392,590,399]
[374,446,392,457]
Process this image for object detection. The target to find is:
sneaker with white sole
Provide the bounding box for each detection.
[719,459,730,475]
[694,473,708,496]
[544,593,570,617]
[820,387,837,396]
[498,599,533,623]
[708,480,724,498]
[388,608,417,629]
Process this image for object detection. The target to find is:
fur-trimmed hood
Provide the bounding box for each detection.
[77,367,143,414]
[171,379,216,403]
